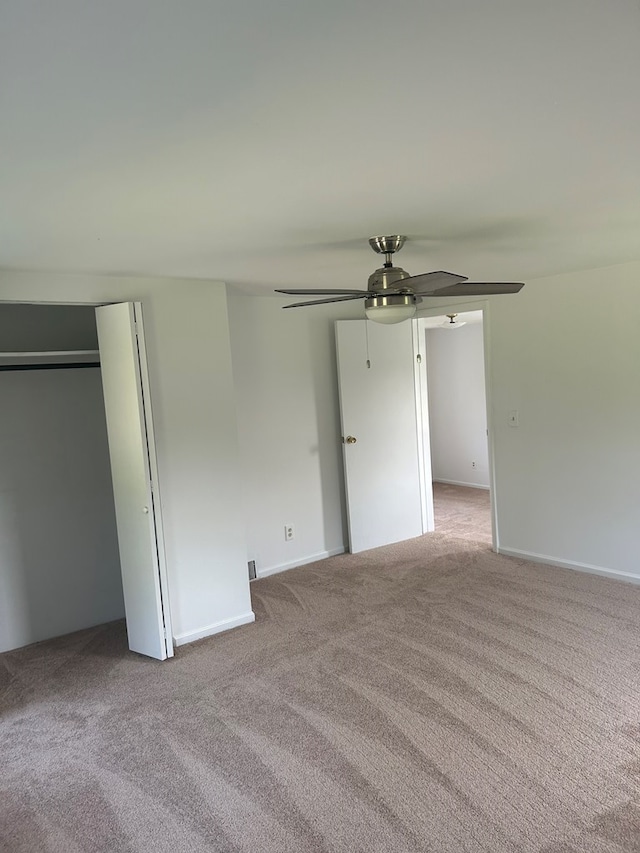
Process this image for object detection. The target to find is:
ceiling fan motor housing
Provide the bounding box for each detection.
[367,265,412,292]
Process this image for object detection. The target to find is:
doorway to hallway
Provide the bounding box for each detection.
[421,308,494,547]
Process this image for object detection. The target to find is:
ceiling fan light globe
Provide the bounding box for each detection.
[364,294,417,325]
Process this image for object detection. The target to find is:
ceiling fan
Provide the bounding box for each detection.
[275,235,524,324]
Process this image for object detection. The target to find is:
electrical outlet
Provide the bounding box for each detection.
[284,524,294,541]
[472,461,476,468]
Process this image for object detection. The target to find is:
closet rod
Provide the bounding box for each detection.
[0,362,100,372]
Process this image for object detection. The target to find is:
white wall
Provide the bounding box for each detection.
[0,367,124,652]
[0,271,253,647]
[229,260,640,585]
[425,322,489,488]
[415,259,640,580]
[486,260,640,579]
[227,289,362,576]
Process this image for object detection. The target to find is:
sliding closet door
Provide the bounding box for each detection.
[95,302,173,660]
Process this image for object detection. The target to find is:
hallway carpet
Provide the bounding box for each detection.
[432,481,492,543]
[2,533,640,851]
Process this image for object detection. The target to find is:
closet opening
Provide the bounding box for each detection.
[0,303,124,653]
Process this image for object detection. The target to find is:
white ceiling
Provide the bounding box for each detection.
[1,1,639,294]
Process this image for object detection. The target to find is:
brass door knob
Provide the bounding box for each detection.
[344,435,357,444]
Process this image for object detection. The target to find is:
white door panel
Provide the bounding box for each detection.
[335,320,426,553]
[95,302,173,660]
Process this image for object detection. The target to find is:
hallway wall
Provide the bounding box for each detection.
[426,321,489,489]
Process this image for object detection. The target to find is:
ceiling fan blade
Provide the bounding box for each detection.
[427,282,525,297]
[282,294,368,308]
[399,271,468,294]
[276,288,371,296]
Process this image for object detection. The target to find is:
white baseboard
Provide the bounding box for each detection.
[497,547,640,586]
[173,611,256,646]
[433,478,490,491]
[256,547,345,580]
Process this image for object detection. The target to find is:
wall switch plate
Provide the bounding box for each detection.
[284,524,294,541]
[508,410,519,427]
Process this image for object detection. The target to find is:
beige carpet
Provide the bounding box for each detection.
[2,526,640,851]
[432,481,492,543]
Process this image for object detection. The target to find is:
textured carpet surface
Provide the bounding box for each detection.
[2,508,640,851]
[432,481,492,543]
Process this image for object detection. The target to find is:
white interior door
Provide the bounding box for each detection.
[95,302,173,660]
[335,319,428,553]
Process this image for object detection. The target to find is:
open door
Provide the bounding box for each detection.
[335,319,430,553]
[95,302,173,660]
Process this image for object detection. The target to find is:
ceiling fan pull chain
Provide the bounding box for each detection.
[365,319,371,369]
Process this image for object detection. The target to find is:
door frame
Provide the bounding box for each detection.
[415,300,499,551]
[0,297,174,657]
[411,318,435,534]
